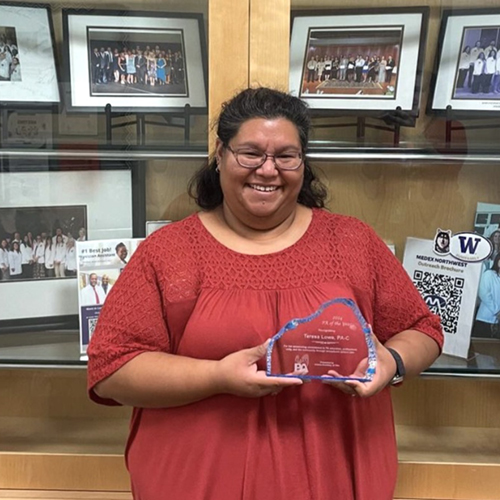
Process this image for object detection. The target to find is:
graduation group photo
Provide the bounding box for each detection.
[290,9,428,113]
[300,28,401,99]
[63,10,207,112]
[87,28,187,97]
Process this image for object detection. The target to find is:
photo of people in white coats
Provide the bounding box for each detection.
[0,28,21,82]
[0,205,87,283]
[453,27,500,99]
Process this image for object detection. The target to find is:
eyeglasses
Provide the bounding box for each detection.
[226,146,303,171]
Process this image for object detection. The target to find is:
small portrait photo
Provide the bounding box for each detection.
[0,27,21,82]
[112,241,129,269]
[79,269,118,306]
[0,205,87,283]
[87,28,187,97]
[433,228,451,255]
[452,27,500,100]
[300,28,401,99]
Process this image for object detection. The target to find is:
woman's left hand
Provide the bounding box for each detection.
[321,332,397,398]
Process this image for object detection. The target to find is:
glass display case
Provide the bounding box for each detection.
[1,0,500,379]
[0,1,499,499]
[290,0,500,379]
[0,0,208,367]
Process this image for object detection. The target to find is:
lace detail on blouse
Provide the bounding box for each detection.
[87,208,443,398]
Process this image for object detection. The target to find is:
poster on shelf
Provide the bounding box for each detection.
[77,237,143,356]
[402,237,482,358]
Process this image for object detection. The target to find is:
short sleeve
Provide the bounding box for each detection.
[368,227,444,350]
[87,239,171,405]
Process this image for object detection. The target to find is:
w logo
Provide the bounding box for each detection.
[458,236,481,255]
[450,232,492,262]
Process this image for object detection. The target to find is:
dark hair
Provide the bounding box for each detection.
[489,230,500,248]
[491,253,500,273]
[188,87,327,210]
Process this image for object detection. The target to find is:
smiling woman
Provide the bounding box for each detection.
[215,117,308,238]
[86,87,443,500]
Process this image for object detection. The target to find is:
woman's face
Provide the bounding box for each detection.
[217,117,304,229]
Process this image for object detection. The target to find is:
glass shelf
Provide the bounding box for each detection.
[426,339,500,378]
[0,329,85,368]
[0,327,499,377]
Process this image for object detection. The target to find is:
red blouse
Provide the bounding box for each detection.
[88,208,443,500]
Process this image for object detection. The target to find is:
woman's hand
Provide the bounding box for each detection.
[322,332,396,398]
[216,340,304,398]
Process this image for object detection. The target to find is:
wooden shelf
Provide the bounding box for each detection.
[1,371,499,498]
[397,425,500,464]
[1,416,500,498]
[0,417,129,491]
[0,492,132,499]
[394,426,500,500]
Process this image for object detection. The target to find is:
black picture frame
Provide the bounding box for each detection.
[428,8,500,118]
[61,9,208,114]
[0,159,145,333]
[0,1,60,109]
[289,7,429,117]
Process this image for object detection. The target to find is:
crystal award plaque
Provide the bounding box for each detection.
[266,298,376,382]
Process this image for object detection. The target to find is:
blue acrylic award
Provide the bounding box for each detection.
[266,298,376,382]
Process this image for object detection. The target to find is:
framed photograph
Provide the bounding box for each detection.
[429,8,500,117]
[289,7,429,115]
[62,9,208,113]
[0,164,144,330]
[0,2,60,107]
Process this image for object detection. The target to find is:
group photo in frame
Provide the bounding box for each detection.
[0,1,60,107]
[429,8,500,117]
[0,204,87,283]
[289,7,429,115]
[62,9,208,113]
[0,165,140,329]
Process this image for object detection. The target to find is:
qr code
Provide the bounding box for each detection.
[88,317,98,339]
[412,271,464,335]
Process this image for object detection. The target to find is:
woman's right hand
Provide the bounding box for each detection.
[216,340,303,398]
